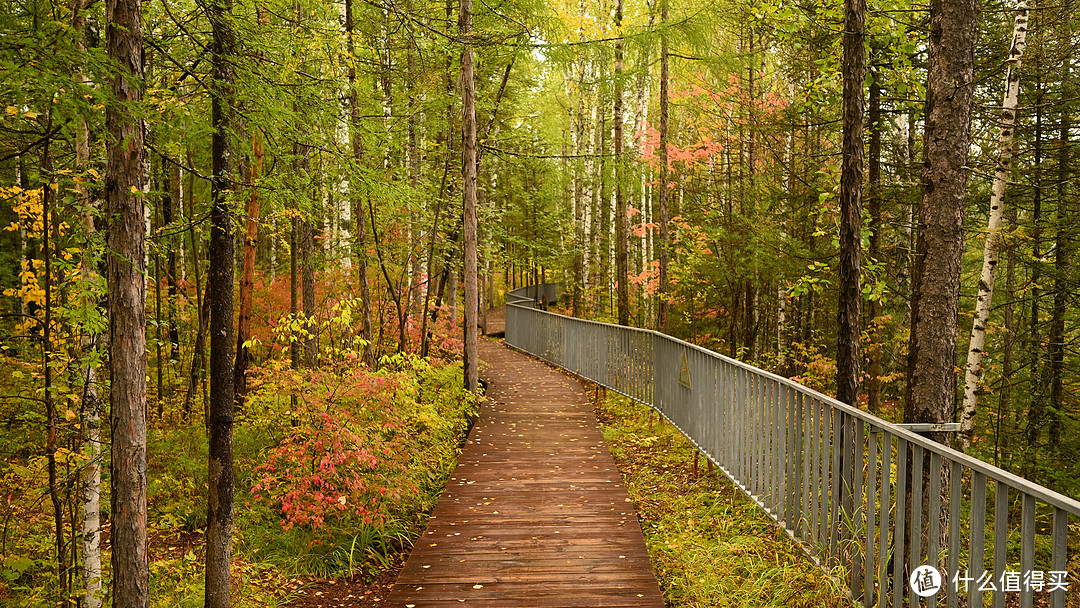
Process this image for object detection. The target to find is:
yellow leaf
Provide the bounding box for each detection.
[23,111,38,119]
[6,106,17,115]
[130,186,138,194]
[65,409,77,421]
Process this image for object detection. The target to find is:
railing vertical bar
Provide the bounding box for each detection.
[819,398,830,547]
[765,380,772,510]
[770,380,779,512]
[778,384,786,514]
[1050,507,1068,608]
[810,396,821,546]
[1019,494,1035,608]
[970,471,988,608]
[993,481,1008,608]
[735,365,743,487]
[830,408,842,562]
[723,362,731,477]
[790,388,799,528]
[821,398,830,549]
[737,366,745,486]
[947,461,962,608]
[800,392,810,542]
[927,451,942,608]
[768,377,777,507]
[876,433,892,608]
[909,445,924,607]
[864,429,878,608]
[852,417,865,601]
[761,376,768,503]
[752,375,760,499]
[892,437,907,608]
[757,375,764,500]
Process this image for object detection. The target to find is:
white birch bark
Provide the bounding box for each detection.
[959,0,1030,450]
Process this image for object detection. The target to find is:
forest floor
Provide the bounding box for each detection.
[285,568,399,608]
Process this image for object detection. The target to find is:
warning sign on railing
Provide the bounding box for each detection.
[679,351,692,389]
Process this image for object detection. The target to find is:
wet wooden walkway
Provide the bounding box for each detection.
[386,338,665,607]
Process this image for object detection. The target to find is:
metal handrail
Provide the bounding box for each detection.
[506,296,1078,608]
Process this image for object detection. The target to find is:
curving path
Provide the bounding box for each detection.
[385,338,664,607]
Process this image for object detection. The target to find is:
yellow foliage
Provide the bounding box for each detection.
[2,186,44,234]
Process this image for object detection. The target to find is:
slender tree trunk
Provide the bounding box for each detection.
[995,206,1018,467]
[343,0,375,368]
[234,135,262,408]
[106,0,148,598]
[959,1,1030,449]
[72,2,102,604]
[1048,13,1071,451]
[205,0,237,601]
[301,217,316,367]
[460,0,478,391]
[837,0,864,407]
[657,0,671,333]
[1025,77,1045,467]
[614,0,629,326]
[572,65,585,318]
[407,27,423,320]
[291,217,300,375]
[905,0,978,447]
[866,67,883,415]
[42,131,69,600]
[164,161,180,371]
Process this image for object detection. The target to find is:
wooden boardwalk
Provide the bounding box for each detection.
[386,338,665,607]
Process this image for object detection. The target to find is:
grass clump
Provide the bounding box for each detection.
[597,391,847,608]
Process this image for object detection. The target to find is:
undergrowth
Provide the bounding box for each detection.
[0,354,480,607]
[597,390,848,608]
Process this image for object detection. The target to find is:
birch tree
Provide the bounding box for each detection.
[959,1,1030,449]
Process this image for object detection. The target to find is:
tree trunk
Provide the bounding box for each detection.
[959,0,1030,450]
[72,1,102,603]
[994,205,1017,467]
[205,0,237,602]
[904,0,978,447]
[1048,14,1071,452]
[866,66,883,415]
[460,0,478,391]
[42,128,69,601]
[1024,75,1045,469]
[614,0,629,326]
[234,135,262,409]
[837,0,865,407]
[657,0,671,334]
[572,65,585,318]
[301,216,316,368]
[342,0,374,367]
[106,0,148,598]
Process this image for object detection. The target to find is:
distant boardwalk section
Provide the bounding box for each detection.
[386,338,665,607]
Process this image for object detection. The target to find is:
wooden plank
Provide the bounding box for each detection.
[386,339,666,607]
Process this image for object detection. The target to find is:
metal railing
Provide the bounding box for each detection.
[506,291,1079,608]
[506,283,559,308]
